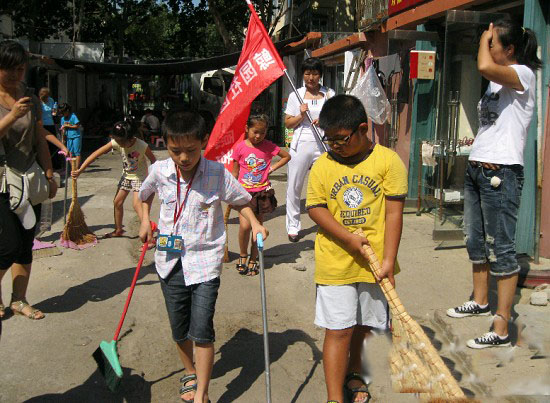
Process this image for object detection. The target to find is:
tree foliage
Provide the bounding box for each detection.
[1,0,72,41]
[1,0,280,60]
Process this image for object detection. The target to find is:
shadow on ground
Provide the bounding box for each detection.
[32,263,157,314]
[39,224,119,243]
[227,200,307,225]
[23,366,183,403]
[227,231,316,271]
[226,201,318,270]
[212,328,321,403]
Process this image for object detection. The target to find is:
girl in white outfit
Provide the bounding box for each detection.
[285,58,335,242]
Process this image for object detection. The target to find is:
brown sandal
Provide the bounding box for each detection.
[10,297,45,320]
[246,260,259,276]
[236,255,248,274]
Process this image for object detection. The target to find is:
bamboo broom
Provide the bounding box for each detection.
[354,229,465,399]
[60,159,97,248]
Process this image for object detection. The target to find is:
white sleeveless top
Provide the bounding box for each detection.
[285,86,335,149]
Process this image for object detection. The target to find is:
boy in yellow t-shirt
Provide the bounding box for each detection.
[306,94,408,403]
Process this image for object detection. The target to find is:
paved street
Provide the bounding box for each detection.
[0,149,548,402]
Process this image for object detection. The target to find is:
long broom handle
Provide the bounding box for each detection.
[257,233,272,403]
[63,155,69,225]
[354,232,406,318]
[70,158,78,201]
[113,222,157,341]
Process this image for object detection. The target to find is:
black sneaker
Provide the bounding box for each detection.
[466,331,511,349]
[446,300,491,318]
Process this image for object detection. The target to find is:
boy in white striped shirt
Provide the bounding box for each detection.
[139,109,268,403]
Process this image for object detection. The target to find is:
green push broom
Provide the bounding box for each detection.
[93,222,157,391]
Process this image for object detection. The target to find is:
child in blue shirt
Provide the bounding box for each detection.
[59,103,82,168]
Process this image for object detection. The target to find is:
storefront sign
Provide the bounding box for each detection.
[388,0,429,16]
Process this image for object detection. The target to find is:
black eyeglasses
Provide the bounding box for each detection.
[321,123,363,147]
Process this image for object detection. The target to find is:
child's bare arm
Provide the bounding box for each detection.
[72,142,112,177]
[139,193,155,243]
[231,161,240,180]
[308,206,370,259]
[269,149,291,173]
[232,204,268,241]
[38,121,69,155]
[145,147,157,164]
[378,198,404,286]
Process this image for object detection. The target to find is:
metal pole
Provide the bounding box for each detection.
[417,141,422,216]
[287,0,293,38]
[283,69,328,152]
[256,234,271,403]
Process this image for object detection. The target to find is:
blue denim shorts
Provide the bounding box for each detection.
[159,260,220,344]
[463,163,524,276]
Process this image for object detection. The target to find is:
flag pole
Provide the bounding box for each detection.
[245,0,328,152]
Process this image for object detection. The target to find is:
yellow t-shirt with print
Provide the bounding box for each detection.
[306,144,408,285]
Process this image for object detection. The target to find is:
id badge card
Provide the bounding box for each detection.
[157,234,184,253]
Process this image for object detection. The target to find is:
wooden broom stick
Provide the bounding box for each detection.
[354,229,465,398]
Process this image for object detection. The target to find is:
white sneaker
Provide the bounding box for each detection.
[466,331,511,349]
[446,300,491,318]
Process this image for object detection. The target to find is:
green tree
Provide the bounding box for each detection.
[78,0,160,61]
[1,0,72,41]
[1,0,281,60]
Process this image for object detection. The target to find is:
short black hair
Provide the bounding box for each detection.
[319,95,367,132]
[58,103,72,114]
[162,109,206,141]
[301,57,323,76]
[0,40,28,70]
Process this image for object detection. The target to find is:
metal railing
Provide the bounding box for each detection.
[356,0,388,28]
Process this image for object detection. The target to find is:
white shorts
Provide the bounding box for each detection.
[315,282,389,330]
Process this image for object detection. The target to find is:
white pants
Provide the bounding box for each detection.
[286,140,323,235]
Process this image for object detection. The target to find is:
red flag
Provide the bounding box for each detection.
[204,1,286,170]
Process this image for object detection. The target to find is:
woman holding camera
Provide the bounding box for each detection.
[0,40,58,320]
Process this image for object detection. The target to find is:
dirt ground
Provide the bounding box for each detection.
[0,149,549,402]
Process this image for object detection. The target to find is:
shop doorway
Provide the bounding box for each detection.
[431,9,509,242]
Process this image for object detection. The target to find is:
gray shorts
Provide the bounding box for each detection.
[315,282,389,330]
[159,261,220,344]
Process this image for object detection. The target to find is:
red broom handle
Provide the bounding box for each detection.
[113,221,157,341]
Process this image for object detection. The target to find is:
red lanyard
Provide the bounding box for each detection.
[173,164,196,234]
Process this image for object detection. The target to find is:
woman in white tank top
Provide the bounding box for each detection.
[284,57,335,242]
